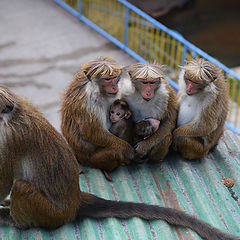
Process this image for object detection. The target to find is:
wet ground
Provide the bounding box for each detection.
[156,0,240,68]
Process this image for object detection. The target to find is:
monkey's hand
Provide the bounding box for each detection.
[133,141,150,163]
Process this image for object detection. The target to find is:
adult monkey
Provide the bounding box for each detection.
[0,85,239,240]
[173,58,228,159]
[120,62,178,162]
[61,56,134,172]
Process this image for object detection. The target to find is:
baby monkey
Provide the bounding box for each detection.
[135,118,160,141]
[109,99,133,144]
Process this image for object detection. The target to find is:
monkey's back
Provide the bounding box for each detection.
[7,92,80,211]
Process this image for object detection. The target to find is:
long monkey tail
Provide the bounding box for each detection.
[78,192,239,240]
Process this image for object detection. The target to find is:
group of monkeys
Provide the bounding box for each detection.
[61,56,228,177]
[0,56,237,240]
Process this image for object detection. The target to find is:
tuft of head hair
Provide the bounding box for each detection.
[128,63,164,80]
[82,56,122,79]
[111,99,130,111]
[182,58,219,84]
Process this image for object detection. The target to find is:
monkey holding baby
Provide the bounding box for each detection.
[61,56,135,172]
[173,58,229,160]
[120,62,178,163]
[0,85,238,240]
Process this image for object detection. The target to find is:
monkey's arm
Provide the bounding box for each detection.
[76,113,134,169]
[134,98,177,159]
[174,101,219,137]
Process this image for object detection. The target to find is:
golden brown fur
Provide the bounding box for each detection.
[173,58,229,159]
[60,56,134,171]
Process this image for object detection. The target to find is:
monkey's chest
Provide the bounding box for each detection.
[177,97,200,127]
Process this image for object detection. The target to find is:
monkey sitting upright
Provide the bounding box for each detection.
[173,58,229,160]
[60,56,135,172]
[0,85,238,240]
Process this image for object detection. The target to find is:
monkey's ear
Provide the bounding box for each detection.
[83,70,91,81]
[124,110,132,119]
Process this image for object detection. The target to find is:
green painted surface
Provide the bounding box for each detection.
[1,130,239,239]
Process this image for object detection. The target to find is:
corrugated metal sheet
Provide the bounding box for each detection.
[1,129,239,240]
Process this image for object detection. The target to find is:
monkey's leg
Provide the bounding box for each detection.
[89,148,130,172]
[10,179,72,229]
[176,136,208,160]
[149,134,172,161]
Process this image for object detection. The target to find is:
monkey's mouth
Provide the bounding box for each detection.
[143,97,151,102]
[107,93,117,97]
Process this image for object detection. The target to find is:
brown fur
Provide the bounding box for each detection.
[60,56,134,171]
[109,99,134,144]
[173,58,229,159]
[0,85,79,228]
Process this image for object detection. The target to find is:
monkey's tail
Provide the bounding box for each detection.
[78,193,239,240]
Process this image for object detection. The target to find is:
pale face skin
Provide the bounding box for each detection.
[134,78,160,101]
[184,78,205,95]
[109,105,125,123]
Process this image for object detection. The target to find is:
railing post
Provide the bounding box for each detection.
[181,45,187,66]
[123,6,129,48]
[78,0,82,16]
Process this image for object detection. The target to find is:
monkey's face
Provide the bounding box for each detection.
[110,105,125,123]
[184,78,206,96]
[133,78,160,101]
[99,75,119,97]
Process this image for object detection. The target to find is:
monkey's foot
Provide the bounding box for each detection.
[0,199,10,207]
[102,170,113,182]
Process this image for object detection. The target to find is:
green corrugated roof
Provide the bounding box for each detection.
[1,129,239,239]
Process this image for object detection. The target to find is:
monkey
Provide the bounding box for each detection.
[60,56,135,173]
[0,85,239,240]
[134,118,160,140]
[120,62,178,163]
[173,58,229,160]
[109,99,134,144]
[105,99,134,181]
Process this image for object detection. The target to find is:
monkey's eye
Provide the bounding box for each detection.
[104,78,111,81]
[141,82,148,85]
[110,110,114,114]
[116,112,121,116]
[2,105,14,114]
